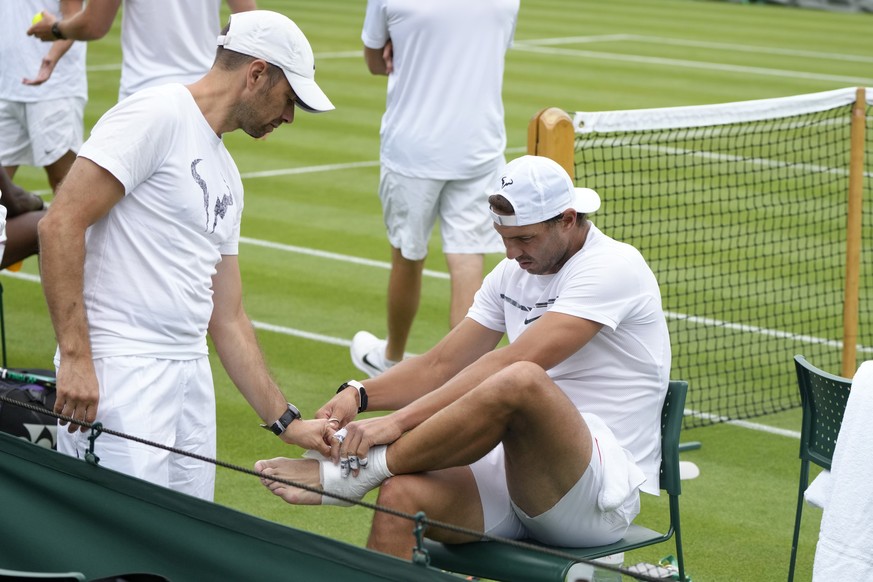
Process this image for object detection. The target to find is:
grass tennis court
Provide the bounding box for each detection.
[6,1,873,579]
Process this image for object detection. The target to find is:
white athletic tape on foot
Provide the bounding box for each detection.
[303,446,391,507]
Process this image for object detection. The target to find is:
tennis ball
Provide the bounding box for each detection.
[32,12,44,25]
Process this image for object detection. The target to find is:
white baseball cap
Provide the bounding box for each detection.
[490,155,601,226]
[217,10,334,113]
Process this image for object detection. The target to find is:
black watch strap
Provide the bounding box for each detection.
[51,21,66,40]
[261,403,301,436]
[337,380,368,413]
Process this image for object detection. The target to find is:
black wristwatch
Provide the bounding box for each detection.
[51,21,66,40]
[261,403,301,436]
[337,380,368,413]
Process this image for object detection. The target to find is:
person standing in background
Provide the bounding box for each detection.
[28,0,257,102]
[1,0,86,194]
[350,0,520,377]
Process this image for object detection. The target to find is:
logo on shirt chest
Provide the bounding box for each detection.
[500,293,557,325]
[191,158,235,233]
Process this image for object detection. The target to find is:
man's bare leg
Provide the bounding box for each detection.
[45,151,76,192]
[367,467,484,559]
[256,362,592,519]
[384,361,591,516]
[445,252,484,328]
[385,247,424,362]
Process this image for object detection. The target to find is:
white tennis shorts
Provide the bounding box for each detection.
[0,97,85,167]
[468,415,641,547]
[56,356,217,501]
[378,165,505,261]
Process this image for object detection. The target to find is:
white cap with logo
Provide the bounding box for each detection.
[217,10,334,113]
[490,155,601,226]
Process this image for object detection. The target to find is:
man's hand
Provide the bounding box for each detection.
[315,386,360,428]
[382,40,394,74]
[329,415,403,475]
[26,12,59,42]
[281,418,332,456]
[22,56,60,86]
[54,357,99,433]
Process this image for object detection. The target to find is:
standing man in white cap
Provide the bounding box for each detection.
[255,155,672,558]
[39,10,334,500]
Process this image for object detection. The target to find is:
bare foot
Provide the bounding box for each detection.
[254,457,323,505]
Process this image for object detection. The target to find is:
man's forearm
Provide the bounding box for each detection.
[209,311,287,425]
[56,0,119,41]
[38,216,92,361]
[387,349,510,434]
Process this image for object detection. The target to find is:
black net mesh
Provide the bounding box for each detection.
[574,101,873,429]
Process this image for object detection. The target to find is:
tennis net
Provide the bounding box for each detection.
[530,87,872,427]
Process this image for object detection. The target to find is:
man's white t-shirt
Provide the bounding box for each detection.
[0,0,87,102]
[361,0,519,180]
[467,224,672,495]
[118,0,221,101]
[77,83,243,360]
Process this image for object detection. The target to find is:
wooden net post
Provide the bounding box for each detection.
[527,107,575,179]
[842,87,866,377]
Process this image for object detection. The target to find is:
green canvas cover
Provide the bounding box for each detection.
[0,433,458,581]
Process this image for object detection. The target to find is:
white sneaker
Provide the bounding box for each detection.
[350,331,396,377]
[303,446,391,506]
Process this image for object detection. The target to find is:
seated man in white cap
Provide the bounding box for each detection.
[39,10,334,500]
[256,155,671,556]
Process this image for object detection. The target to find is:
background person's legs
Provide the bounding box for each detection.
[385,247,424,362]
[440,166,503,328]
[44,150,76,192]
[445,252,484,327]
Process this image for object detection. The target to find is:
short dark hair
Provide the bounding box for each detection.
[488,194,514,215]
[488,194,586,227]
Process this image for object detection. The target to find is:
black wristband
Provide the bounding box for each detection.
[260,403,301,436]
[337,380,367,413]
[51,21,66,40]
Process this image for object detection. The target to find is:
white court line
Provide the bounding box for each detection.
[666,311,873,356]
[686,408,801,439]
[239,236,449,280]
[240,160,379,179]
[519,34,873,64]
[237,146,526,180]
[512,44,873,86]
[84,34,873,83]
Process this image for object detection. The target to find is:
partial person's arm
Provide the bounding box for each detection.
[21,0,83,86]
[0,169,43,217]
[208,255,331,455]
[38,158,124,432]
[226,0,258,12]
[27,0,121,42]
[364,40,393,75]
